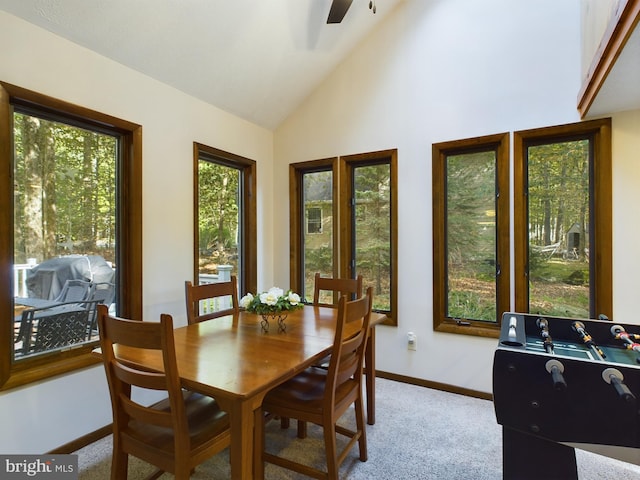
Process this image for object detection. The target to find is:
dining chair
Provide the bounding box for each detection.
[292,273,364,438]
[184,276,239,324]
[313,273,363,307]
[256,287,373,480]
[96,304,231,480]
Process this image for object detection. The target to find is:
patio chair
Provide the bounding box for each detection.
[85,282,116,340]
[88,281,116,307]
[97,304,231,479]
[54,279,92,303]
[15,300,101,357]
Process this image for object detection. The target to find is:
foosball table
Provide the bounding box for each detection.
[493,312,640,479]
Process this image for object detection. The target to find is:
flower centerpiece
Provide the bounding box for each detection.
[240,287,303,332]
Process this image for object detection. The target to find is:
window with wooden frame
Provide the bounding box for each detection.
[514,118,612,319]
[193,143,256,296]
[289,158,338,303]
[289,150,397,325]
[0,82,142,390]
[432,133,510,337]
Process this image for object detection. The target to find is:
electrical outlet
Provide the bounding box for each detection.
[407,332,417,351]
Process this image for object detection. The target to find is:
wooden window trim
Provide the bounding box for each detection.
[432,133,510,338]
[513,118,612,318]
[0,82,142,391]
[289,158,339,296]
[193,143,257,295]
[339,149,398,326]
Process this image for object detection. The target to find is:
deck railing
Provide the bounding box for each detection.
[198,265,234,313]
[14,262,36,298]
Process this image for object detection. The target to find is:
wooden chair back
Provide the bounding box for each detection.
[325,286,372,408]
[97,304,230,478]
[313,273,363,307]
[185,276,239,324]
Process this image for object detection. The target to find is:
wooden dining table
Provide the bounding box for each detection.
[109,304,384,480]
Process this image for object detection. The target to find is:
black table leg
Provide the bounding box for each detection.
[503,427,577,480]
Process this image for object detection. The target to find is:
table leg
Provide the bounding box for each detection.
[503,427,577,480]
[223,398,255,480]
[365,326,376,425]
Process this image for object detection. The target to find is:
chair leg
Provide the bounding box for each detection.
[355,397,368,461]
[297,419,307,439]
[280,416,290,429]
[323,420,339,480]
[174,468,191,480]
[110,449,128,480]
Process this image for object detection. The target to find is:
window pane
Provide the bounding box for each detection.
[306,207,322,234]
[197,160,241,287]
[527,140,590,317]
[354,163,391,312]
[446,151,497,322]
[13,112,117,360]
[302,170,333,302]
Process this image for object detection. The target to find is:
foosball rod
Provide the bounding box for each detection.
[572,321,606,361]
[610,324,640,364]
[537,317,567,390]
[536,317,555,355]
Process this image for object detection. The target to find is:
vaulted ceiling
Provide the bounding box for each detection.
[0,0,404,130]
[2,0,638,129]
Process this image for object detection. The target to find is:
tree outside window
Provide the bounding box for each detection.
[193,143,256,296]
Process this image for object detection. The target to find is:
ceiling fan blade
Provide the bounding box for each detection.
[327,0,354,24]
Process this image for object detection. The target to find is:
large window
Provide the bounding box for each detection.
[193,143,256,295]
[1,82,142,390]
[289,159,337,302]
[432,133,510,336]
[290,150,397,324]
[514,119,612,319]
[433,119,612,338]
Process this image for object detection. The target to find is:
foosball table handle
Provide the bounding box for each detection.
[602,367,636,403]
[545,359,567,391]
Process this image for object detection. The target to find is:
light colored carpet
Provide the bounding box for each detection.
[75,378,640,479]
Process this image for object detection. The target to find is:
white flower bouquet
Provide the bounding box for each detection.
[240,287,303,315]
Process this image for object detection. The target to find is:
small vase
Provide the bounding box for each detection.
[260,312,288,332]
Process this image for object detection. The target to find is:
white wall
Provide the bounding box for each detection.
[0,10,275,453]
[274,0,640,394]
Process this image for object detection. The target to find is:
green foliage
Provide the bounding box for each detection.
[528,140,589,249]
[447,290,496,322]
[13,112,116,263]
[353,163,392,310]
[198,160,241,271]
[446,151,496,268]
